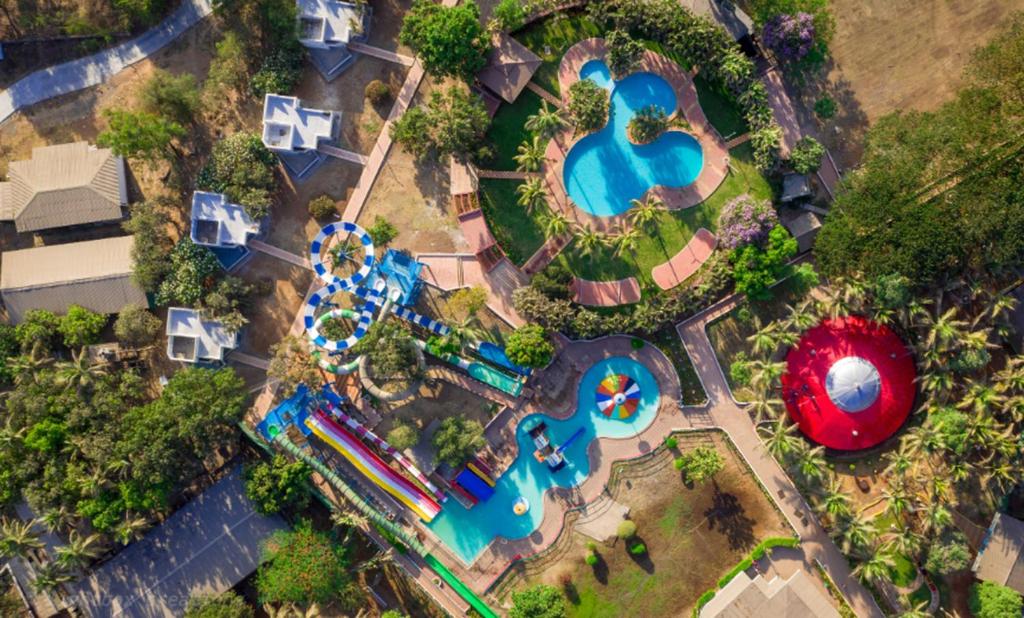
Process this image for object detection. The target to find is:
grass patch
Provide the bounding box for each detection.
[556,142,771,292]
[651,328,706,405]
[705,268,815,401]
[478,178,549,266]
[906,582,931,610]
[694,75,749,140]
[515,12,603,96]
[889,552,918,588]
[486,89,544,171]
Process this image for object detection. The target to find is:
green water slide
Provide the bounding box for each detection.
[243,425,498,618]
[467,362,523,397]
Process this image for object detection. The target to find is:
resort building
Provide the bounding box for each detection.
[973,512,1024,594]
[700,570,841,617]
[0,141,127,233]
[476,32,541,111]
[261,94,341,178]
[190,191,261,248]
[779,207,822,254]
[296,0,370,80]
[0,236,145,323]
[165,307,238,364]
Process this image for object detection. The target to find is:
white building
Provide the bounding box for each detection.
[166,307,237,363]
[190,191,261,249]
[262,94,339,154]
[297,0,370,80]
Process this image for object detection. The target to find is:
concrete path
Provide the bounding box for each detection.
[724,133,751,148]
[526,81,561,107]
[0,0,214,125]
[317,143,369,165]
[347,42,415,67]
[227,351,270,371]
[248,239,312,270]
[676,296,884,618]
[477,169,531,180]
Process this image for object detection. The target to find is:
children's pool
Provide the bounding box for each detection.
[426,356,661,564]
[562,59,704,217]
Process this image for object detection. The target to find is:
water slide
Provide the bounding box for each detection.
[415,340,524,397]
[424,554,499,618]
[472,341,532,376]
[305,410,442,522]
[557,427,586,454]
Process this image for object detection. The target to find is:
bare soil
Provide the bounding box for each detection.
[233,254,314,357]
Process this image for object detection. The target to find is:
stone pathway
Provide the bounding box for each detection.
[317,143,369,165]
[347,42,415,66]
[227,350,271,371]
[526,81,562,107]
[248,239,312,270]
[0,0,214,125]
[477,169,531,180]
[724,133,751,148]
[571,276,642,306]
[521,234,569,275]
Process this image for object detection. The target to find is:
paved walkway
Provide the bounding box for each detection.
[0,0,214,125]
[347,42,415,66]
[317,143,369,165]
[724,132,751,148]
[477,169,531,180]
[248,239,311,269]
[526,81,562,107]
[650,227,717,291]
[571,276,642,306]
[521,234,569,275]
[227,350,270,371]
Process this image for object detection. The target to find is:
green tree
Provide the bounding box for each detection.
[447,286,488,320]
[57,305,107,348]
[390,107,433,159]
[492,0,525,31]
[505,324,554,368]
[391,86,490,162]
[244,456,311,515]
[197,132,277,220]
[140,69,200,125]
[307,195,336,219]
[400,0,491,80]
[14,309,60,352]
[616,519,637,540]
[0,517,43,560]
[0,324,18,386]
[923,528,971,576]
[250,47,303,98]
[184,591,254,618]
[257,521,355,606]
[605,29,644,78]
[123,201,174,292]
[268,336,320,398]
[544,211,571,239]
[969,581,1023,618]
[114,305,163,348]
[525,101,567,139]
[206,31,249,96]
[367,217,399,246]
[431,415,485,468]
[514,135,546,172]
[674,445,724,483]
[516,177,548,214]
[352,322,421,379]
[97,109,185,166]
[509,584,566,618]
[386,423,420,450]
[155,238,221,307]
[627,195,662,231]
[567,79,609,132]
[730,226,798,300]
[788,136,825,174]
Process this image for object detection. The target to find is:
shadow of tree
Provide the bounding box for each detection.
[703,483,756,550]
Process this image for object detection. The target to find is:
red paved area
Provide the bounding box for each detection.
[571,276,642,306]
[781,316,916,451]
[650,227,717,291]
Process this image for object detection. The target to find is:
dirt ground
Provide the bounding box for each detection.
[233,253,314,357]
[802,0,1024,167]
[501,433,791,617]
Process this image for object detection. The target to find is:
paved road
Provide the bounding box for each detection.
[0,0,214,125]
[676,296,884,618]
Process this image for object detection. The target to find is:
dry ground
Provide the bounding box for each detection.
[500,433,791,617]
[801,0,1024,167]
[233,254,314,358]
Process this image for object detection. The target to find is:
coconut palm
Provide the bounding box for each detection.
[543,211,571,239]
[883,441,916,478]
[31,562,73,594]
[55,531,104,570]
[851,545,895,584]
[886,524,923,558]
[835,512,876,555]
[574,225,608,259]
[515,177,548,214]
[748,394,783,424]
[882,484,913,522]
[924,307,968,350]
[748,359,787,394]
[919,370,955,402]
[760,417,802,460]
[785,301,818,332]
[613,225,641,258]
[514,136,546,172]
[331,509,369,544]
[439,315,488,352]
[627,196,662,231]
[791,443,826,485]
[57,347,108,396]
[40,507,73,535]
[747,323,779,356]
[0,517,43,560]
[114,516,149,546]
[920,502,952,534]
[0,418,25,450]
[958,380,1005,415]
[815,477,852,521]
[900,602,931,618]
[524,101,567,139]
[9,340,53,386]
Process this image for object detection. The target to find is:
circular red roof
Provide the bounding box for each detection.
[781,315,917,451]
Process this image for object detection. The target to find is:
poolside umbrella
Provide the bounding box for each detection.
[596,374,641,419]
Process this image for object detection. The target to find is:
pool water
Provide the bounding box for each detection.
[426,356,661,564]
[562,60,704,217]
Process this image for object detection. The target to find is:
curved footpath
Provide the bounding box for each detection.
[0,0,214,125]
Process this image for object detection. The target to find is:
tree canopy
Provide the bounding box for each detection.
[509,584,567,618]
[257,521,356,606]
[244,456,311,515]
[399,0,491,80]
[197,132,277,220]
[391,85,491,162]
[506,324,554,368]
[97,109,184,166]
[970,581,1023,618]
[184,591,253,618]
[432,415,485,469]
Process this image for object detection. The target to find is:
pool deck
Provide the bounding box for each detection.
[541,38,730,234]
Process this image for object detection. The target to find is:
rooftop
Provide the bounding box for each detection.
[0,141,126,232]
[262,94,339,152]
[974,512,1024,594]
[700,570,840,618]
[477,32,542,104]
[190,191,260,248]
[0,235,137,291]
[297,0,365,47]
[166,307,238,363]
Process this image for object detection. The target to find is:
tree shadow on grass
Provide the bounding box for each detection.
[626,536,655,574]
[703,483,756,550]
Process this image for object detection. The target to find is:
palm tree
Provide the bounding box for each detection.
[746,323,779,357]
[900,602,931,618]
[760,417,802,460]
[851,545,895,584]
[791,444,826,485]
[748,394,782,424]
[40,507,73,534]
[31,562,73,594]
[0,418,25,450]
[815,477,852,522]
[613,225,641,258]
[748,359,787,394]
[627,196,662,231]
[958,379,1005,415]
[835,512,876,555]
[925,306,968,350]
[0,517,43,560]
[331,509,369,545]
[440,315,488,352]
[882,484,912,522]
[514,136,546,172]
[57,347,108,396]
[114,516,149,546]
[524,101,567,139]
[574,225,608,260]
[920,502,952,534]
[55,531,104,570]
[515,177,548,214]
[886,524,923,558]
[543,211,570,240]
[9,340,53,386]
[883,441,916,478]
[785,301,818,332]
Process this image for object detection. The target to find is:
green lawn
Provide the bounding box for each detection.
[906,582,930,610]
[889,552,918,588]
[478,178,549,266]
[694,76,749,140]
[514,12,603,96]
[556,142,772,292]
[652,329,707,405]
[486,89,544,171]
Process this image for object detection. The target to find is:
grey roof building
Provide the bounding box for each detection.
[0,142,127,232]
[0,236,145,323]
[973,512,1024,594]
[700,570,841,618]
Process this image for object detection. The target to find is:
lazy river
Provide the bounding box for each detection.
[562,59,704,217]
[426,356,661,564]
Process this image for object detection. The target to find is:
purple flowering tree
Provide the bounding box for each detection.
[762,12,816,62]
[717,195,779,250]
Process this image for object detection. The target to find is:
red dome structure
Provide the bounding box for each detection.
[780,315,917,451]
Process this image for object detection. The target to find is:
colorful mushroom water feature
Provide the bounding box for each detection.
[596,374,641,420]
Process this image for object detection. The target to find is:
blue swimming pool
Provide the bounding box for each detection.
[426,356,661,564]
[562,60,704,217]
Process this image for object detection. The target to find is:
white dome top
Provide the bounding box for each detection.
[825,356,881,413]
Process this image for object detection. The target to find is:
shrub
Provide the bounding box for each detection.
[730,226,798,301]
[492,0,526,31]
[15,309,61,351]
[567,79,609,133]
[630,338,645,350]
[123,201,173,292]
[156,238,222,307]
[663,436,678,449]
[197,132,276,220]
[762,12,816,62]
[367,216,399,246]
[506,324,554,368]
[616,519,637,540]
[717,557,753,588]
[58,305,107,348]
[969,581,1023,618]
[730,354,752,386]
[250,47,303,98]
[244,455,311,515]
[509,583,566,618]
[365,79,392,104]
[114,305,162,348]
[788,136,825,174]
[924,528,971,576]
[605,29,644,78]
[447,286,489,320]
[676,445,724,484]
[386,423,420,450]
[432,415,485,468]
[584,552,598,566]
[586,541,598,552]
[717,194,778,250]
[627,104,669,144]
[814,95,836,119]
[140,69,200,126]
[629,541,646,555]
[308,195,337,219]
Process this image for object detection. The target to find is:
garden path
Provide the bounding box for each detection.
[248,239,312,269]
[347,42,415,66]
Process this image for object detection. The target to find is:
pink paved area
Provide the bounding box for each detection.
[650,227,717,291]
[417,253,526,326]
[571,276,642,306]
[540,39,730,234]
